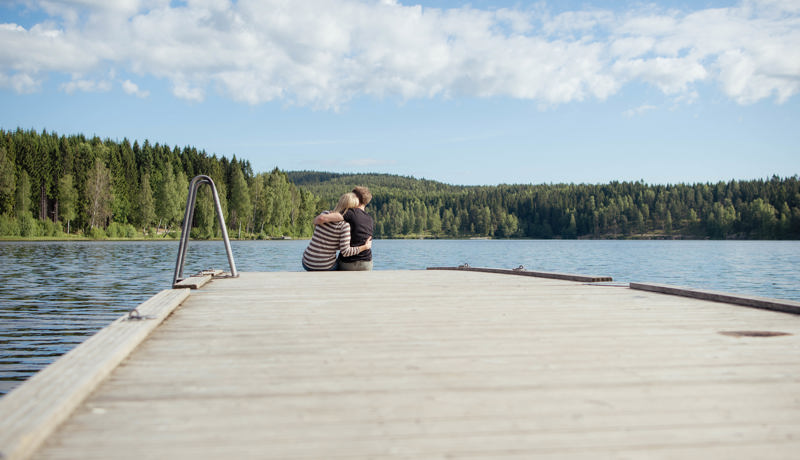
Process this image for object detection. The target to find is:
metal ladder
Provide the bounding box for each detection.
[172,175,238,287]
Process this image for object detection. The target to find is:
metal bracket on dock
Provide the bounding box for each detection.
[127,308,143,320]
[172,175,239,288]
[125,308,156,321]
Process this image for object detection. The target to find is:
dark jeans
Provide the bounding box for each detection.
[337,260,373,271]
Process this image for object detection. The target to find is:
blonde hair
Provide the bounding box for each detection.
[333,192,359,214]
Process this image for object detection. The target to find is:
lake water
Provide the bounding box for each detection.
[2,239,799,396]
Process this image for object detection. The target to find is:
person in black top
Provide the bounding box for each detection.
[313,186,374,270]
[338,186,374,270]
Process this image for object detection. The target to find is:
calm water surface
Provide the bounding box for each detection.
[1,239,799,395]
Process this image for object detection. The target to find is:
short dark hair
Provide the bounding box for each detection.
[352,186,372,206]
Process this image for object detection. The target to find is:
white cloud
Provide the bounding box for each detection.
[610,36,655,59]
[613,56,709,94]
[121,79,149,98]
[172,78,205,102]
[1,0,799,108]
[0,23,26,33]
[543,9,615,36]
[623,104,657,117]
[746,0,800,14]
[60,78,111,93]
[0,72,41,93]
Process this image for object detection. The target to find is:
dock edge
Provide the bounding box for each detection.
[427,266,613,283]
[630,282,800,315]
[0,288,191,460]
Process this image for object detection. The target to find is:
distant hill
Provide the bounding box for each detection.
[286,171,466,202]
[287,170,800,240]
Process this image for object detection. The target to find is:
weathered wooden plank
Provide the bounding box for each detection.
[172,269,226,289]
[172,274,212,289]
[0,289,190,460]
[25,271,800,460]
[428,265,613,282]
[631,281,800,315]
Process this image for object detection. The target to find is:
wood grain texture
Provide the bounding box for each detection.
[12,271,800,459]
[0,289,190,460]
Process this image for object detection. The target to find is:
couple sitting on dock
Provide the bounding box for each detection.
[302,186,374,271]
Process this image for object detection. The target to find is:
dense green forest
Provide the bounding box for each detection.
[1,128,798,240]
[0,129,317,239]
[288,172,800,240]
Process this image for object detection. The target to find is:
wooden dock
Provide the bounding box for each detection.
[2,269,800,459]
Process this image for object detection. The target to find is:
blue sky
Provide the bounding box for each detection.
[1,0,798,186]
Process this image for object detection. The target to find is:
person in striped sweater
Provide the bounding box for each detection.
[302,192,372,271]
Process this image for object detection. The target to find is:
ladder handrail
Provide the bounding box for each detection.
[173,175,238,286]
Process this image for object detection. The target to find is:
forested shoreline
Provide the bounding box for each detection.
[290,172,800,240]
[0,129,316,239]
[1,129,798,240]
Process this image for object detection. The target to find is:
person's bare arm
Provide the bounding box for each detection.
[314,212,343,226]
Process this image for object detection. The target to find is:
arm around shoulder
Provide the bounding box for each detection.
[314,212,343,226]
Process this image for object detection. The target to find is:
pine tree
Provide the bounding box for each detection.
[564,213,577,239]
[58,174,78,234]
[665,210,673,235]
[135,173,156,234]
[228,166,252,238]
[0,147,15,214]
[155,163,181,235]
[85,159,112,229]
[15,170,32,218]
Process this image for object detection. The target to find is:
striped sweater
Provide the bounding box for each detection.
[302,213,360,270]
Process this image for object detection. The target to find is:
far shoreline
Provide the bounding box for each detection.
[3,235,798,242]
